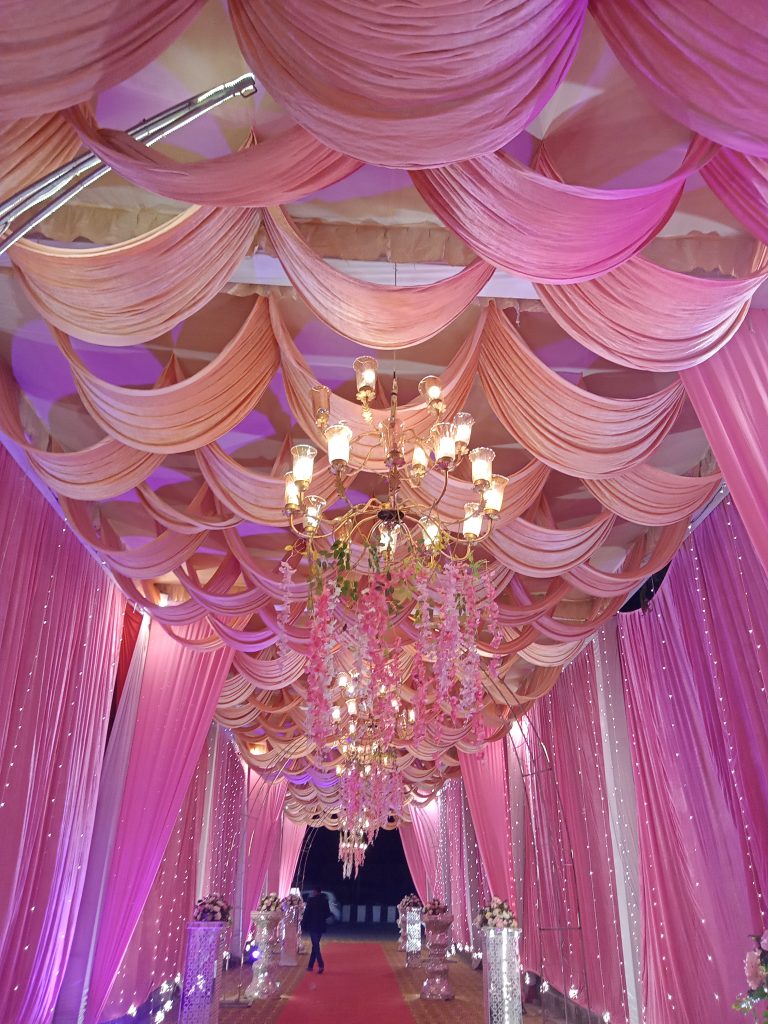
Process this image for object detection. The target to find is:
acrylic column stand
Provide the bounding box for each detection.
[482,927,523,1024]
[405,907,423,967]
[397,911,408,951]
[179,921,226,1024]
[280,905,301,966]
[244,910,284,1000]
[420,913,454,1000]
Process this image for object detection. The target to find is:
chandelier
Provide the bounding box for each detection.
[279,358,505,837]
[338,826,369,880]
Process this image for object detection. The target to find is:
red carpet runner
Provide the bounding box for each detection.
[276,942,416,1024]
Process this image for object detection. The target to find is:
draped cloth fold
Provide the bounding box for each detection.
[66,107,362,206]
[230,0,587,168]
[263,207,494,347]
[11,205,260,345]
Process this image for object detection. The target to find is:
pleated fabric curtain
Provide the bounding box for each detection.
[401,799,440,903]
[0,448,124,1024]
[277,818,307,896]
[235,773,287,950]
[83,622,233,1024]
[618,499,768,1024]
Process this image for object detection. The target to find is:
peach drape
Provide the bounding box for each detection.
[478,303,686,477]
[11,205,260,345]
[0,110,83,199]
[0,0,205,122]
[230,0,587,168]
[263,207,494,347]
[54,297,278,453]
[410,137,714,283]
[66,107,362,206]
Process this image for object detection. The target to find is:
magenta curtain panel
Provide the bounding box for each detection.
[236,773,287,949]
[445,780,471,946]
[0,448,124,1024]
[277,818,306,896]
[401,798,440,902]
[460,737,517,909]
[204,730,246,901]
[682,309,768,574]
[399,823,428,903]
[618,498,768,1024]
[522,647,629,1024]
[84,622,232,1024]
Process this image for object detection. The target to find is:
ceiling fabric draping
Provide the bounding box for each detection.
[229,0,587,168]
[0,0,205,121]
[263,207,494,347]
[590,0,768,156]
[0,109,83,199]
[702,149,768,244]
[65,107,363,206]
[11,206,261,345]
[410,137,714,283]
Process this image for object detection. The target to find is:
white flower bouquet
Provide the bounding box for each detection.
[257,892,283,912]
[193,894,232,923]
[398,893,422,912]
[422,898,449,917]
[475,896,518,929]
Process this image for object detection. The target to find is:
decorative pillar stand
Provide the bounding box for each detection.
[405,907,423,967]
[280,905,301,966]
[397,912,407,951]
[420,914,454,1000]
[179,921,226,1024]
[481,927,523,1024]
[244,910,284,1001]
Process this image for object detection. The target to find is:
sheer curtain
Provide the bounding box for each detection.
[0,447,124,1024]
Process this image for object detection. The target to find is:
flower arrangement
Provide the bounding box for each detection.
[475,896,518,930]
[192,894,231,923]
[257,892,283,913]
[282,892,305,911]
[398,893,423,912]
[734,931,768,1017]
[422,898,449,917]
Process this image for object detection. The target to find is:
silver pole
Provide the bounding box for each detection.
[0,73,257,253]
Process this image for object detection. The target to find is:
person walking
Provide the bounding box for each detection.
[302,886,331,974]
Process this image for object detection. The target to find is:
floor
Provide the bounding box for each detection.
[162,939,568,1024]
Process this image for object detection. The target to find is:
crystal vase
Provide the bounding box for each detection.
[280,904,301,966]
[405,907,423,967]
[420,913,454,1000]
[244,910,284,1000]
[179,921,226,1024]
[482,927,522,1024]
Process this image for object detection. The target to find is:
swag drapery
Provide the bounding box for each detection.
[0,449,124,1024]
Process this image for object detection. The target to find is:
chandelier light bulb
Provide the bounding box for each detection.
[483,473,508,518]
[290,444,317,488]
[353,356,378,402]
[568,986,579,1000]
[418,374,444,415]
[452,411,474,454]
[408,708,416,723]
[346,698,358,717]
[410,442,429,480]
[463,502,484,541]
[311,384,331,428]
[419,515,441,549]
[348,721,356,734]
[377,522,400,558]
[331,706,341,722]
[325,421,353,471]
[432,421,458,469]
[302,494,325,534]
[337,671,350,689]
[469,447,495,491]
[283,472,300,512]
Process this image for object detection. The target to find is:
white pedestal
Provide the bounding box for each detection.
[244,911,284,1001]
[482,927,522,1024]
[280,905,301,966]
[179,922,226,1024]
[405,907,423,967]
[421,914,454,1000]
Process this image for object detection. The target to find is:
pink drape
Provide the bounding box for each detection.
[277,818,307,896]
[237,773,287,948]
[591,0,768,156]
[522,647,628,1023]
[230,0,587,168]
[0,1,204,121]
[618,499,768,1023]
[0,447,124,1024]
[444,780,471,947]
[101,749,208,1021]
[263,207,493,347]
[85,622,232,1024]
[411,138,713,283]
[66,108,362,206]
[204,731,246,901]
[703,149,768,243]
[401,800,440,903]
[459,738,517,909]
[682,309,768,573]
